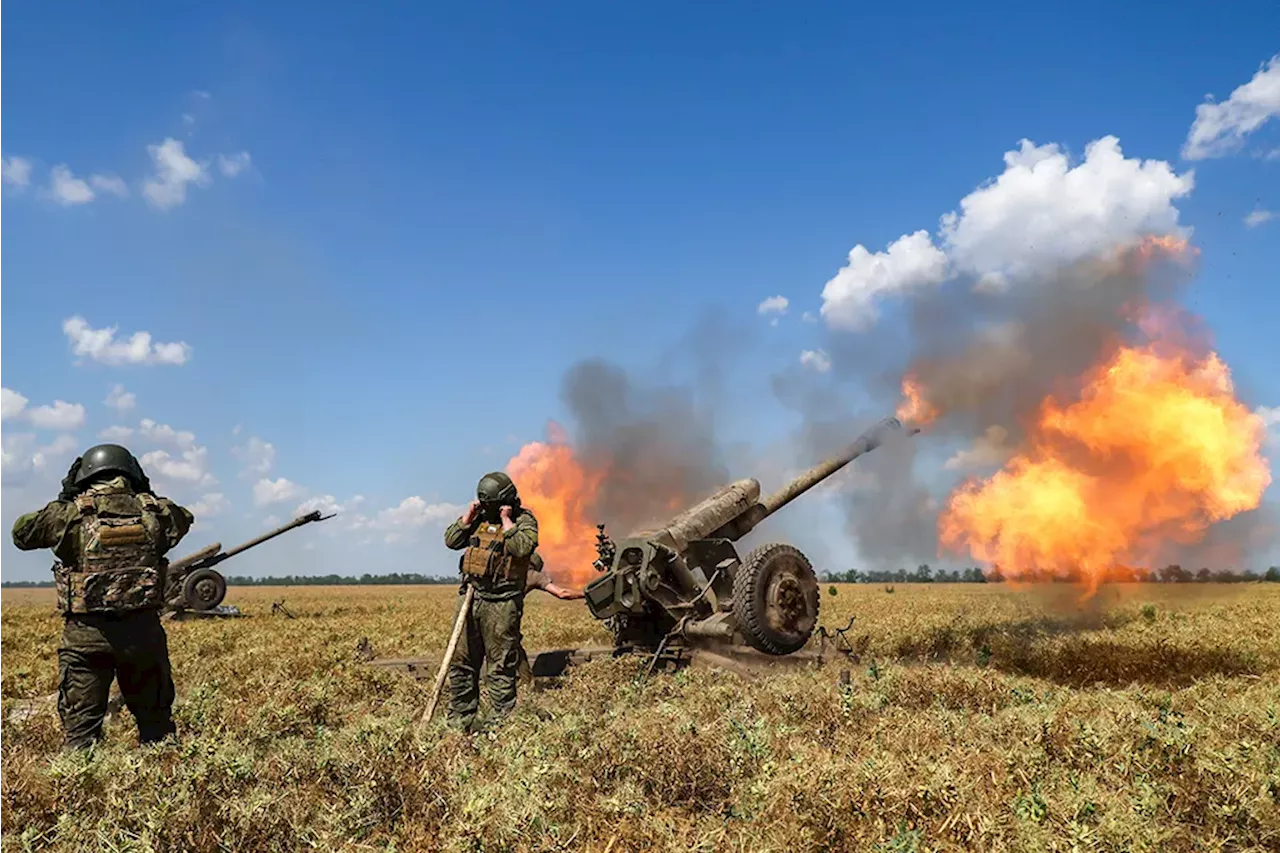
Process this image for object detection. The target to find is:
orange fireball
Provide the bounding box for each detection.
[938,325,1271,597]
[506,423,605,588]
[896,375,939,427]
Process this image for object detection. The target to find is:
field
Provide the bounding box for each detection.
[2,583,1278,852]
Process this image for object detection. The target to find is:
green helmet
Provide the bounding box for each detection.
[476,471,518,506]
[75,444,147,487]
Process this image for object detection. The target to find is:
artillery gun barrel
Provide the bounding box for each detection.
[221,510,329,559]
[712,416,918,541]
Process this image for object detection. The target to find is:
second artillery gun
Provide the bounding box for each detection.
[581,416,919,665]
[163,510,334,614]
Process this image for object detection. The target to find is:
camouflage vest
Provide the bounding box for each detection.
[460,520,530,587]
[55,489,167,614]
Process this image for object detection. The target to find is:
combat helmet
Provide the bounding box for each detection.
[75,444,148,488]
[476,471,518,507]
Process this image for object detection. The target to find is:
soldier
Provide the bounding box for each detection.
[442,471,539,732]
[515,553,584,685]
[10,444,194,750]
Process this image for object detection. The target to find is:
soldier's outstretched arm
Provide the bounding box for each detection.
[502,511,538,558]
[10,502,74,551]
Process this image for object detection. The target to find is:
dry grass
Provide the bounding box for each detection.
[2,582,1278,852]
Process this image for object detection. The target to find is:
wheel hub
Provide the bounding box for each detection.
[194,579,219,603]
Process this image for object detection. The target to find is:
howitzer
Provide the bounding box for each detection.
[163,510,335,612]
[583,416,919,658]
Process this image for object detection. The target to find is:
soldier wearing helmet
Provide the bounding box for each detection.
[11,444,194,750]
[442,471,540,732]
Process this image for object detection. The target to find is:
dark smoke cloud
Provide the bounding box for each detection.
[778,244,1277,571]
[557,307,762,537]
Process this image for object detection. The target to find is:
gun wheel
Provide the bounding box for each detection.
[182,568,227,612]
[733,542,820,655]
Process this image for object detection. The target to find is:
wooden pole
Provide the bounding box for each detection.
[420,584,475,727]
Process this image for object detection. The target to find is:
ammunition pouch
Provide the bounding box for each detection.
[58,490,167,614]
[460,521,529,586]
[54,561,166,614]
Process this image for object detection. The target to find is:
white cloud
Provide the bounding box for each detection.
[140,447,215,488]
[1244,207,1275,228]
[758,296,790,327]
[48,165,95,206]
[820,136,1193,328]
[296,494,346,517]
[33,436,79,472]
[2,433,79,480]
[90,174,129,197]
[141,138,210,210]
[939,137,1193,285]
[799,349,832,373]
[105,384,137,412]
[99,425,135,441]
[2,156,33,189]
[377,497,466,530]
[943,425,1012,471]
[26,400,86,431]
[1,388,29,420]
[139,418,197,449]
[189,493,229,517]
[801,311,818,324]
[1183,54,1280,160]
[217,152,251,178]
[63,316,191,366]
[232,436,275,477]
[253,477,305,507]
[820,231,948,330]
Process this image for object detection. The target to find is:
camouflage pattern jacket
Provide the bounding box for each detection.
[11,476,194,584]
[444,507,539,602]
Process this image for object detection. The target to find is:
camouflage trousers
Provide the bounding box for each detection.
[446,592,524,732]
[57,609,176,750]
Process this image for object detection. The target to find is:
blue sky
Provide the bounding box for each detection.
[3,2,1278,582]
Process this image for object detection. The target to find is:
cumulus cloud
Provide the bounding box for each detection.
[142,138,211,210]
[1259,405,1280,446]
[217,152,252,177]
[1245,207,1274,228]
[63,316,191,366]
[1,388,29,420]
[98,425,135,442]
[820,231,949,329]
[232,436,275,477]
[90,174,129,197]
[189,492,230,517]
[48,165,96,206]
[2,433,79,480]
[799,349,832,373]
[26,400,87,431]
[105,384,137,412]
[2,155,33,189]
[253,477,305,507]
[820,136,1194,328]
[1183,54,1280,160]
[377,496,465,529]
[757,296,790,326]
[139,418,197,449]
[140,447,215,488]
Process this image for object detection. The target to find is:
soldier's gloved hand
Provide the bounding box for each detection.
[57,457,83,502]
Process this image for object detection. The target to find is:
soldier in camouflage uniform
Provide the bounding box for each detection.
[11,444,194,750]
[515,553,584,685]
[442,471,539,732]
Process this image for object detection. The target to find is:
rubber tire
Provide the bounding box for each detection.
[182,568,227,611]
[733,542,820,655]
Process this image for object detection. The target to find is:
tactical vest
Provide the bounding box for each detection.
[460,520,530,587]
[54,491,167,614]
